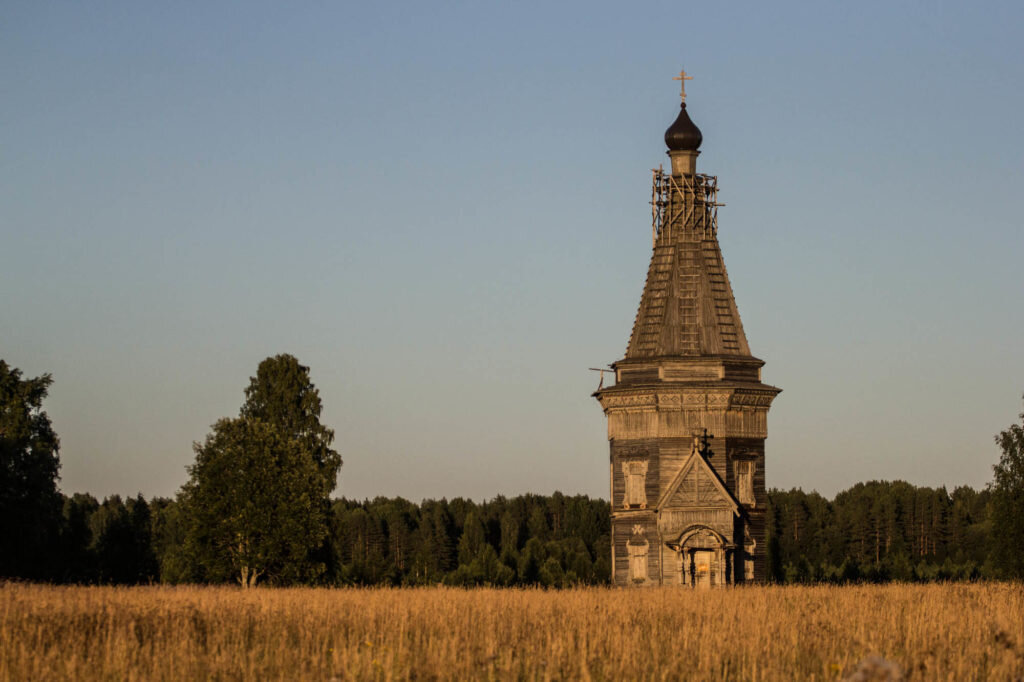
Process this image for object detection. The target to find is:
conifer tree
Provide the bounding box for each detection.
[457,511,486,566]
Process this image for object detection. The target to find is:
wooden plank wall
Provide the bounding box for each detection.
[612,515,659,585]
[727,438,767,582]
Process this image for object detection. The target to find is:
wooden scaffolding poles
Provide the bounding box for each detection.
[650,166,724,246]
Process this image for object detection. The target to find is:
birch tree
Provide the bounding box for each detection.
[183,417,327,587]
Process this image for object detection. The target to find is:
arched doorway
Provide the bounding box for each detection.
[671,526,731,588]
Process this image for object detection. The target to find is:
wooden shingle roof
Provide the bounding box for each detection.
[625,213,751,359]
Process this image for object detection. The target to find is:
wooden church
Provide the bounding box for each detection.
[594,72,781,587]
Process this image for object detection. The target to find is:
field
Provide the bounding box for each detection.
[2,583,1023,681]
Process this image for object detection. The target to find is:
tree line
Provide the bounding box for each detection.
[33,492,610,586]
[3,356,1023,585]
[19,481,1004,586]
[766,482,993,583]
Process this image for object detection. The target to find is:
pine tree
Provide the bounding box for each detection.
[527,506,549,543]
[457,511,487,566]
[499,510,521,557]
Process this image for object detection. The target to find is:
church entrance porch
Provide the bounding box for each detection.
[673,526,733,587]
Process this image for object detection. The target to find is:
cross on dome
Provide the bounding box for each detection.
[672,69,694,102]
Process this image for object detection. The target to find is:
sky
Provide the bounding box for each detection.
[2,0,1022,503]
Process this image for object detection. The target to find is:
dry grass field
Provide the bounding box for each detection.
[2,582,1023,681]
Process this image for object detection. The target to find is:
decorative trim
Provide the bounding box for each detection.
[730,392,777,407]
[602,394,657,408]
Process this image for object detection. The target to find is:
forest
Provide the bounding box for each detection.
[13,482,996,586]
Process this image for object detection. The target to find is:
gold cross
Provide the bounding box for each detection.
[673,69,694,102]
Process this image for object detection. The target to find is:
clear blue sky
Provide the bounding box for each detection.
[3,0,1022,502]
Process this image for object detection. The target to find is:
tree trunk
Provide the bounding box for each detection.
[239,565,262,588]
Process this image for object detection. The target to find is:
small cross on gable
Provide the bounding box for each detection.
[698,428,714,460]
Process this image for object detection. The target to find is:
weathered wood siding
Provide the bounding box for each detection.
[611,515,659,586]
[606,405,769,442]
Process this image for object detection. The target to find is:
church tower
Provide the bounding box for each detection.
[594,72,781,587]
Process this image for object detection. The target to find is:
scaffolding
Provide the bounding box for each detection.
[650,166,724,246]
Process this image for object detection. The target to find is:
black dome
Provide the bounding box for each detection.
[664,103,703,151]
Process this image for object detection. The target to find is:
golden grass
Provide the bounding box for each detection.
[1,582,1022,681]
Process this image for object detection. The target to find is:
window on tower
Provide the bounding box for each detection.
[622,460,648,508]
[735,460,755,505]
[627,525,649,583]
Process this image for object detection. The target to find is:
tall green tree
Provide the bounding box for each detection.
[990,397,1024,578]
[240,354,341,485]
[0,360,62,579]
[183,417,328,587]
[181,355,340,586]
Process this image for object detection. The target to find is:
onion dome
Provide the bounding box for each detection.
[664,103,703,151]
